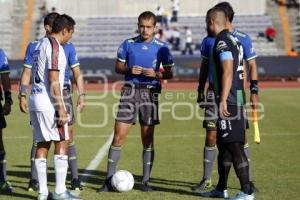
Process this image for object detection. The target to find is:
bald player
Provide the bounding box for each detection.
[194,2,258,192]
[200,8,254,200]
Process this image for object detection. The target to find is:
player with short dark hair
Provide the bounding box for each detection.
[98,11,174,193]
[193,2,259,192]
[19,14,84,199]
[0,49,13,194]
[20,12,85,192]
[199,7,254,200]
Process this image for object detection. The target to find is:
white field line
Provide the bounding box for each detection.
[80,132,114,184]
[3,132,300,140]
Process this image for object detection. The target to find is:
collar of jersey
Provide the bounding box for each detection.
[136,35,155,44]
[219,29,229,35]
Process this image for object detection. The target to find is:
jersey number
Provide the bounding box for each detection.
[219,119,232,131]
[237,44,244,80]
[32,55,41,84]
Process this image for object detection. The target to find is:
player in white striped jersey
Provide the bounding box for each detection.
[29,14,81,200]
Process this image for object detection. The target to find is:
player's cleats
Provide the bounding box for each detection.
[229,191,254,200]
[0,181,13,194]
[71,178,83,191]
[97,178,113,193]
[52,190,82,200]
[191,179,212,191]
[199,188,229,198]
[141,181,153,192]
[28,179,39,192]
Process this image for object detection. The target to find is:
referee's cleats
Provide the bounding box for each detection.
[0,181,14,194]
[192,179,212,191]
[141,181,153,192]
[199,188,229,198]
[229,191,254,200]
[97,178,113,193]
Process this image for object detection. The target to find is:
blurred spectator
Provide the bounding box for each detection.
[288,48,298,56]
[51,6,56,12]
[287,0,299,8]
[171,0,180,23]
[38,3,48,23]
[265,26,276,42]
[156,6,168,28]
[156,6,164,24]
[181,26,193,55]
[155,29,167,42]
[169,26,180,50]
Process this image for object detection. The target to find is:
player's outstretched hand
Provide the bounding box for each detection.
[197,91,205,109]
[19,97,28,113]
[77,94,85,113]
[250,93,259,109]
[131,66,143,75]
[220,101,230,117]
[2,103,11,115]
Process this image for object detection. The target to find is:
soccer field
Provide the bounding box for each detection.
[1,88,300,200]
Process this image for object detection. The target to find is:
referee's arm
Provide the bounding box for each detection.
[115,60,127,75]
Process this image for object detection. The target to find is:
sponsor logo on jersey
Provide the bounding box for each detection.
[216,41,227,51]
[142,45,149,50]
[222,132,229,138]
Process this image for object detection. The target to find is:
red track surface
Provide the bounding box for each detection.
[11,81,300,92]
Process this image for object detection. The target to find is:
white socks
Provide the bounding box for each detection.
[35,158,48,195]
[54,154,68,194]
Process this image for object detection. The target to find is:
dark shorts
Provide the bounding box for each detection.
[203,90,218,131]
[0,103,6,129]
[63,86,75,126]
[217,105,246,144]
[116,84,160,126]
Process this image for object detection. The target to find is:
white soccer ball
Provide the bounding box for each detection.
[111,170,134,192]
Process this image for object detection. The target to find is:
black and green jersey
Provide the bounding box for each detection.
[213,29,246,106]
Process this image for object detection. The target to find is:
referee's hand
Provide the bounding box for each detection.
[131,66,143,75]
[250,93,259,109]
[143,68,156,77]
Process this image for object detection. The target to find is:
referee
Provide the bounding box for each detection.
[98,11,174,192]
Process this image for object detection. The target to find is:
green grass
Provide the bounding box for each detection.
[1,88,300,199]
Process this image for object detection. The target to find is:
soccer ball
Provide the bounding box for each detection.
[111,170,134,192]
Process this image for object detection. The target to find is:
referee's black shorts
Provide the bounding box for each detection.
[116,83,160,126]
[203,90,218,131]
